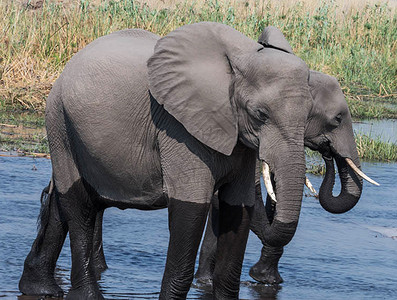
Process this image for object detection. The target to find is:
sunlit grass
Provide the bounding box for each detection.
[1,0,396,114]
[355,132,397,161]
[305,131,397,175]
[0,0,396,159]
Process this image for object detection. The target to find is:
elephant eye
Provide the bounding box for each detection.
[256,109,269,121]
[327,113,342,130]
[335,113,342,124]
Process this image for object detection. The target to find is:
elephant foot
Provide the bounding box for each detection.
[249,245,284,284]
[194,265,214,288]
[194,275,213,287]
[66,284,104,300]
[249,259,283,284]
[19,271,64,297]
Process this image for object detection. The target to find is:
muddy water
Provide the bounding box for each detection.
[0,155,396,299]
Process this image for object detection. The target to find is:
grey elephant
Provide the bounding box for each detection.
[19,22,314,299]
[195,69,379,285]
[239,29,378,285]
[194,28,378,284]
[20,23,376,298]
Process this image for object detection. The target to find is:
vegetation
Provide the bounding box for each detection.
[0,0,396,161]
[1,0,396,113]
[305,132,397,175]
[0,125,49,155]
[355,132,397,161]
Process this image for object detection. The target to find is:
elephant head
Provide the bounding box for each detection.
[148,22,313,247]
[258,27,378,216]
[304,71,378,213]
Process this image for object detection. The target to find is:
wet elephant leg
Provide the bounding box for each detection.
[19,189,68,297]
[249,243,284,284]
[160,199,210,299]
[59,181,103,300]
[91,209,108,279]
[213,201,253,299]
[249,193,284,284]
[194,196,219,285]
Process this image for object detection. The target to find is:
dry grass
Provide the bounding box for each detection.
[0,0,396,113]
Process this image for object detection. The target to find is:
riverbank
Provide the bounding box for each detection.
[1,0,396,111]
[2,118,396,169]
[1,0,396,163]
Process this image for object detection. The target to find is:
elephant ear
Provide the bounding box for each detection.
[258,26,294,54]
[148,22,261,156]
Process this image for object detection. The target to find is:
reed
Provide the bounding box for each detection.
[305,131,397,175]
[355,132,397,161]
[1,0,396,113]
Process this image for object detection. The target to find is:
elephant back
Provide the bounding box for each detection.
[46,29,164,203]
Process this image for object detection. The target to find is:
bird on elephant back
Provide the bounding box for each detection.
[19,23,378,299]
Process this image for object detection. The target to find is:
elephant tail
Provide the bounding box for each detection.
[34,177,55,251]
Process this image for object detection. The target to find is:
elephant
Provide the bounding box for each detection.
[194,27,378,284]
[19,23,376,299]
[195,65,379,285]
[19,22,315,299]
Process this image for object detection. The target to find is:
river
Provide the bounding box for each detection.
[0,152,396,299]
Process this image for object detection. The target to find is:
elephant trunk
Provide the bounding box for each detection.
[318,154,363,214]
[259,146,306,247]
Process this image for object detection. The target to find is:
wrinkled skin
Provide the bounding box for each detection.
[241,30,363,285]
[20,23,313,299]
[196,69,364,285]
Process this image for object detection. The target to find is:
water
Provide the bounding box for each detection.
[353,119,397,143]
[0,155,396,299]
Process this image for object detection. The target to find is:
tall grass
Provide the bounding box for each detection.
[355,132,397,161]
[305,131,397,175]
[0,0,396,113]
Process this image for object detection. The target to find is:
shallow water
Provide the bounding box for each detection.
[353,119,397,143]
[0,155,396,299]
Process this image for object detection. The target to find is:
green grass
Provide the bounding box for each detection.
[305,132,397,175]
[0,0,396,116]
[355,132,397,161]
[347,96,397,119]
[0,133,49,154]
[1,0,396,159]
[0,109,45,127]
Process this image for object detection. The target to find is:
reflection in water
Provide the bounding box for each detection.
[242,282,280,300]
[1,156,396,300]
[192,281,280,300]
[18,295,63,300]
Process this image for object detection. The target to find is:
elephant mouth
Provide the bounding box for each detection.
[322,142,379,187]
[307,137,379,186]
[261,161,318,203]
[266,139,380,204]
[344,157,379,186]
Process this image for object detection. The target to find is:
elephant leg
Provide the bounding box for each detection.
[160,198,210,299]
[213,201,253,299]
[194,196,219,286]
[19,187,67,297]
[58,181,104,300]
[249,193,284,284]
[91,209,108,280]
[249,243,283,284]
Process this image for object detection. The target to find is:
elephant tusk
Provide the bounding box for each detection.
[305,177,318,196]
[262,162,277,203]
[345,158,380,186]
